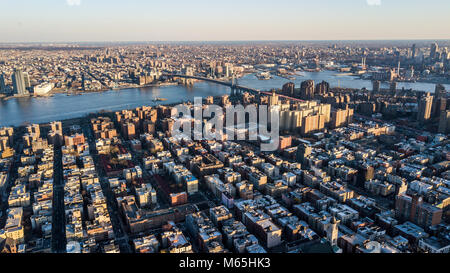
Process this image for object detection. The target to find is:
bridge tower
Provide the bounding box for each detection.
[230,74,236,96]
[231,73,240,97]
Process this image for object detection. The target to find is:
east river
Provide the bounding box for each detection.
[1,71,449,127]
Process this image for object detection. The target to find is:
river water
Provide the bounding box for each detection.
[1,71,449,127]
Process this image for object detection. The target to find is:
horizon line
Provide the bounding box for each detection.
[1,38,450,45]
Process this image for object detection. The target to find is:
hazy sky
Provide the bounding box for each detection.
[1,0,449,42]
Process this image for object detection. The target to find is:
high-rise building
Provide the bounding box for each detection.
[48,121,63,146]
[372,80,380,93]
[390,81,397,95]
[26,124,40,138]
[316,81,330,95]
[300,80,315,100]
[438,110,450,134]
[430,43,439,60]
[280,110,301,132]
[442,47,449,61]
[331,107,354,129]
[411,44,417,59]
[417,93,433,123]
[435,84,446,99]
[0,74,6,93]
[432,84,447,118]
[24,73,30,89]
[82,73,86,90]
[282,82,295,97]
[224,63,233,78]
[12,70,30,96]
[122,122,137,140]
[50,121,62,135]
[388,68,397,82]
[281,102,330,134]
[406,66,415,80]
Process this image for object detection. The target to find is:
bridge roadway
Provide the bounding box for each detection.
[164,73,306,103]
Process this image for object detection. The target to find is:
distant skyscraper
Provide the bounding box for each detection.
[82,73,86,90]
[24,73,30,89]
[224,63,233,78]
[411,44,417,59]
[430,43,439,60]
[12,70,30,96]
[418,93,433,123]
[361,57,367,70]
[442,47,449,61]
[406,66,415,80]
[0,74,6,93]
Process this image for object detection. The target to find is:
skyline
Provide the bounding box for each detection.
[1,0,450,43]
[2,39,450,44]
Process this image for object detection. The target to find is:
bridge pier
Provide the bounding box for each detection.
[233,88,243,97]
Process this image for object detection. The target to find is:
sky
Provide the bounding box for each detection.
[0,0,449,42]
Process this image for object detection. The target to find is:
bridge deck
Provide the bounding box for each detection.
[165,73,305,102]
